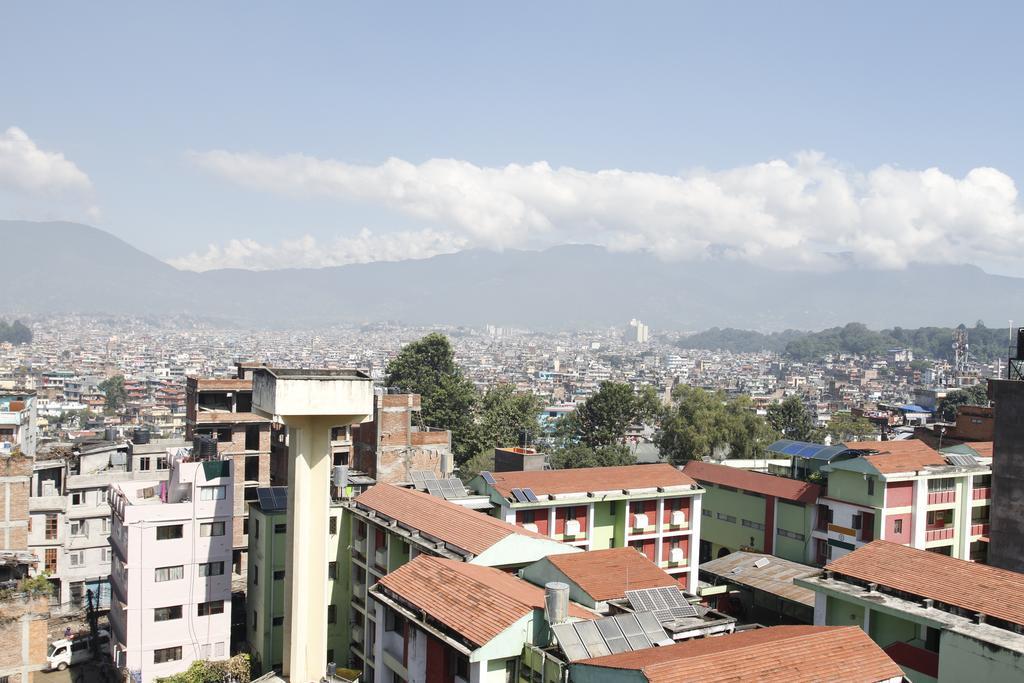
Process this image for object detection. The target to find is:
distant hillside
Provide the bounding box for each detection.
[678,328,808,353]
[4,220,1024,331]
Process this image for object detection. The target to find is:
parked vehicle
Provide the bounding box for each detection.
[45,629,110,671]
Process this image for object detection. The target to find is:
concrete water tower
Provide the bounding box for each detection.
[252,368,373,683]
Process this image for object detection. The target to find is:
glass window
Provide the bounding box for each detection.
[273,569,285,581]
[274,523,286,534]
[154,605,182,622]
[200,521,225,537]
[200,486,226,501]
[199,561,225,577]
[329,516,338,535]
[197,600,224,616]
[156,524,183,540]
[328,561,337,580]
[153,646,182,664]
[154,566,184,582]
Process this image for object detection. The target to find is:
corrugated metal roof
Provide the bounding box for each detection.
[699,551,817,607]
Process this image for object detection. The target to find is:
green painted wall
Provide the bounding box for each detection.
[868,610,918,649]
[938,629,1024,683]
[774,500,812,563]
[591,500,618,550]
[247,504,287,675]
[825,595,864,627]
[698,484,767,554]
[826,470,883,508]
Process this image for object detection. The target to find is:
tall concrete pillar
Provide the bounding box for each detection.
[252,369,373,683]
[988,380,1024,572]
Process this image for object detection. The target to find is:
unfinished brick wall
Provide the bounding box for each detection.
[0,455,31,551]
[0,595,49,682]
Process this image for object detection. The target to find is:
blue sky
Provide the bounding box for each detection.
[3,2,1024,273]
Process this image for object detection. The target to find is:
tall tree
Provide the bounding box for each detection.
[766,395,817,441]
[559,381,659,449]
[656,386,778,465]
[98,375,127,413]
[549,444,636,469]
[825,412,876,442]
[385,333,479,463]
[477,384,544,449]
[936,382,989,422]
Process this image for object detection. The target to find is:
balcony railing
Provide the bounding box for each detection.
[925,527,955,542]
[972,487,991,500]
[927,490,956,505]
[970,523,990,536]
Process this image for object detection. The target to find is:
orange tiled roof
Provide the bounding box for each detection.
[193,378,252,392]
[683,461,820,503]
[195,411,270,424]
[844,439,946,474]
[354,483,550,555]
[969,441,993,457]
[826,540,1024,627]
[377,555,595,647]
[575,625,902,682]
[488,464,695,498]
[546,547,679,601]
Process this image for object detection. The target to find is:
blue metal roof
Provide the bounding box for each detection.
[767,439,857,462]
[899,404,930,413]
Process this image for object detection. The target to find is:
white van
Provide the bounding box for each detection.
[45,629,110,671]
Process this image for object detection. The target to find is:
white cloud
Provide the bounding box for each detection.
[190,147,1024,271]
[0,127,92,194]
[168,228,467,272]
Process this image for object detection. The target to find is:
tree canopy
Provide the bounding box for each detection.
[0,319,31,345]
[98,375,127,413]
[937,382,989,422]
[824,412,876,442]
[385,333,480,464]
[558,381,659,449]
[766,395,817,441]
[549,443,637,469]
[656,386,778,465]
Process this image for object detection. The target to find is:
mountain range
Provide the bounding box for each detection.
[4,220,1024,331]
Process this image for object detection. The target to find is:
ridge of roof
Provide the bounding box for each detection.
[842,439,947,474]
[682,460,820,503]
[487,463,695,497]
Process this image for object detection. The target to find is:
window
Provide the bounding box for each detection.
[777,528,805,541]
[153,646,182,664]
[716,512,736,523]
[253,518,260,539]
[851,514,862,530]
[273,569,285,581]
[274,523,286,534]
[138,456,150,471]
[71,492,84,506]
[253,565,258,585]
[702,508,711,517]
[327,604,336,624]
[101,548,111,562]
[200,485,226,501]
[198,600,224,616]
[893,518,903,534]
[974,475,992,488]
[69,551,84,567]
[273,615,284,626]
[154,605,183,622]
[45,514,58,539]
[741,519,765,530]
[156,455,169,470]
[154,565,184,582]
[102,518,110,533]
[519,509,535,524]
[45,548,57,573]
[199,561,225,577]
[243,518,249,535]
[867,477,875,496]
[928,478,955,492]
[200,521,225,537]
[450,651,469,680]
[385,608,406,633]
[328,561,337,580]
[156,524,183,540]
[70,521,86,537]
[329,516,338,534]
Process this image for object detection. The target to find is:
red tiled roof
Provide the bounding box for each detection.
[968,441,993,457]
[575,625,902,683]
[844,439,947,474]
[488,464,695,498]
[195,411,270,424]
[377,556,595,647]
[546,547,678,601]
[683,461,820,503]
[826,540,1024,627]
[354,483,551,555]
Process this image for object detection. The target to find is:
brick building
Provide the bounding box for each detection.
[0,594,49,683]
[350,392,453,484]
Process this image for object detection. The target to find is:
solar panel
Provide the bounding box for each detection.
[480,471,496,485]
[574,621,610,658]
[256,487,288,512]
[627,587,698,621]
[425,480,444,498]
[448,479,468,498]
[272,487,288,509]
[511,488,528,503]
[256,488,275,511]
[595,618,629,654]
[551,623,591,661]
[614,614,652,651]
[523,487,539,502]
[635,611,673,644]
[946,454,979,467]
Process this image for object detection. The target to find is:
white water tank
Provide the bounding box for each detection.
[523,523,539,533]
[632,513,649,529]
[565,519,581,536]
[671,510,686,526]
[544,582,570,625]
[669,547,685,563]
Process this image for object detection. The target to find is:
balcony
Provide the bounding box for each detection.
[29,496,66,512]
[970,523,990,537]
[927,490,956,505]
[374,547,388,572]
[972,487,991,501]
[353,537,366,558]
[883,642,938,680]
[925,527,955,542]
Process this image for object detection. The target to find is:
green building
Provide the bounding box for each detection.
[682,460,821,564]
[797,540,1024,682]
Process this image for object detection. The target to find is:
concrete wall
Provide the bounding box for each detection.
[988,380,1024,572]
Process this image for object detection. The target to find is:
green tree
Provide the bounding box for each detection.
[98,375,127,413]
[560,382,659,448]
[477,384,544,450]
[156,654,250,682]
[458,450,495,481]
[937,382,989,422]
[385,334,480,464]
[766,395,817,441]
[0,319,32,345]
[549,443,637,469]
[656,386,778,465]
[825,412,876,442]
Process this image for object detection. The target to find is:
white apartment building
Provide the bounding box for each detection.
[0,391,36,457]
[109,448,233,682]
